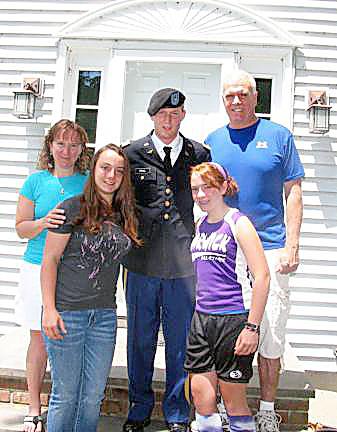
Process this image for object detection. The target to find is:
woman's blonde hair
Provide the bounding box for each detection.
[36,119,90,173]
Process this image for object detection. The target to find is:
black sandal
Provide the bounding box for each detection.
[23,415,45,431]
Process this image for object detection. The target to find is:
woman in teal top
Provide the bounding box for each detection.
[15,119,90,432]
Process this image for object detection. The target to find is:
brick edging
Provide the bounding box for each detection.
[0,373,314,429]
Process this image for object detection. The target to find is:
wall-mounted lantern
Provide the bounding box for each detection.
[307,90,332,134]
[13,77,45,119]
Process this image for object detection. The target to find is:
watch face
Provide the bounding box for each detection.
[245,322,260,333]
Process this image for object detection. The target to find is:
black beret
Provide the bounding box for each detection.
[147,88,185,116]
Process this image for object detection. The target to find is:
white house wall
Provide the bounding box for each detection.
[0,1,108,335]
[0,0,336,373]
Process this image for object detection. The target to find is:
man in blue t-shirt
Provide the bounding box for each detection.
[205,69,304,432]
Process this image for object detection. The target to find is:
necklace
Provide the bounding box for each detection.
[55,176,65,195]
[53,172,75,196]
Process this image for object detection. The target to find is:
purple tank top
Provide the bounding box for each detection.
[191,208,252,314]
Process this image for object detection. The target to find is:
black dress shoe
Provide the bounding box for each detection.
[166,422,188,432]
[122,417,151,431]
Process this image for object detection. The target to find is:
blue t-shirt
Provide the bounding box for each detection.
[20,170,88,264]
[205,119,304,249]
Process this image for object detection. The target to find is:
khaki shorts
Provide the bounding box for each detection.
[15,261,42,331]
[258,249,290,359]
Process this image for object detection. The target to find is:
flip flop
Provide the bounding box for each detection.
[23,415,45,431]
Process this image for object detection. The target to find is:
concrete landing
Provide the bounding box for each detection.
[0,326,324,431]
[0,402,168,432]
[0,326,309,387]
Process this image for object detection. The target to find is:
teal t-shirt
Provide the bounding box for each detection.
[20,170,88,264]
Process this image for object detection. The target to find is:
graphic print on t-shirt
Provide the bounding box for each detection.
[52,195,131,311]
[76,221,131,290]
[191,231,231,263]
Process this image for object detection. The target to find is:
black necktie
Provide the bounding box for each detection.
[163,146,172,172]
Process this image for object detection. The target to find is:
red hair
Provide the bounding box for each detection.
[191,162,238,197]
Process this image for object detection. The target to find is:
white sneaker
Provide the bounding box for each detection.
[255,410,282,432]
[189,415,229,432]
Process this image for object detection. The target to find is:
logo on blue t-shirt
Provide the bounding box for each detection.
[256,140,268,148]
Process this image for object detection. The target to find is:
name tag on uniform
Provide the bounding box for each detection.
[134,167,156,181]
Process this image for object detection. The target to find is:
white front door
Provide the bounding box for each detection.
[122,61,223,144]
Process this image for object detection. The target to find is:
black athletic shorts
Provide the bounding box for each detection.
[184,311,255,383]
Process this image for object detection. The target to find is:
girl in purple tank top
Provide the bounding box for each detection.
[184,162,270,432]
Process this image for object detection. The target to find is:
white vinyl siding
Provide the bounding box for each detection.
[0,1,105,335]
[239,1,337,373]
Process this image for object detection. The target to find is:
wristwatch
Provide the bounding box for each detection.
[245,322,260,334]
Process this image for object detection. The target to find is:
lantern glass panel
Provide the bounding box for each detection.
[316,107,328,129]
[13,91,36,119]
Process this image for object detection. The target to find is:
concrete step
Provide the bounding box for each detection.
[0,402,304,432]
[0,327,314,431]
[0,370,313,432]
[0,403,168,432]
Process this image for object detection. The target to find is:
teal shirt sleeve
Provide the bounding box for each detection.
[21,172,87,265]
[20,171,39,202]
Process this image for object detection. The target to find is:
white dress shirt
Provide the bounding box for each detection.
[151,132,183,167]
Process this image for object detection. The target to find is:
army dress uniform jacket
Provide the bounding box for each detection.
[123,132,210,279]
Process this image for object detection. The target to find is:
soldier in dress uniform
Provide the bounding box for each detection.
[122,88,210,432]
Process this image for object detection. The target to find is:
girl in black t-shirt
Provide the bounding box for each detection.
[41,144,140,432]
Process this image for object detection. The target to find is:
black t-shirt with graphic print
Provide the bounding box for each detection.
[49,195,131,311]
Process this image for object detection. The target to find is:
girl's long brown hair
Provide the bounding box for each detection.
[75,143,141,245]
